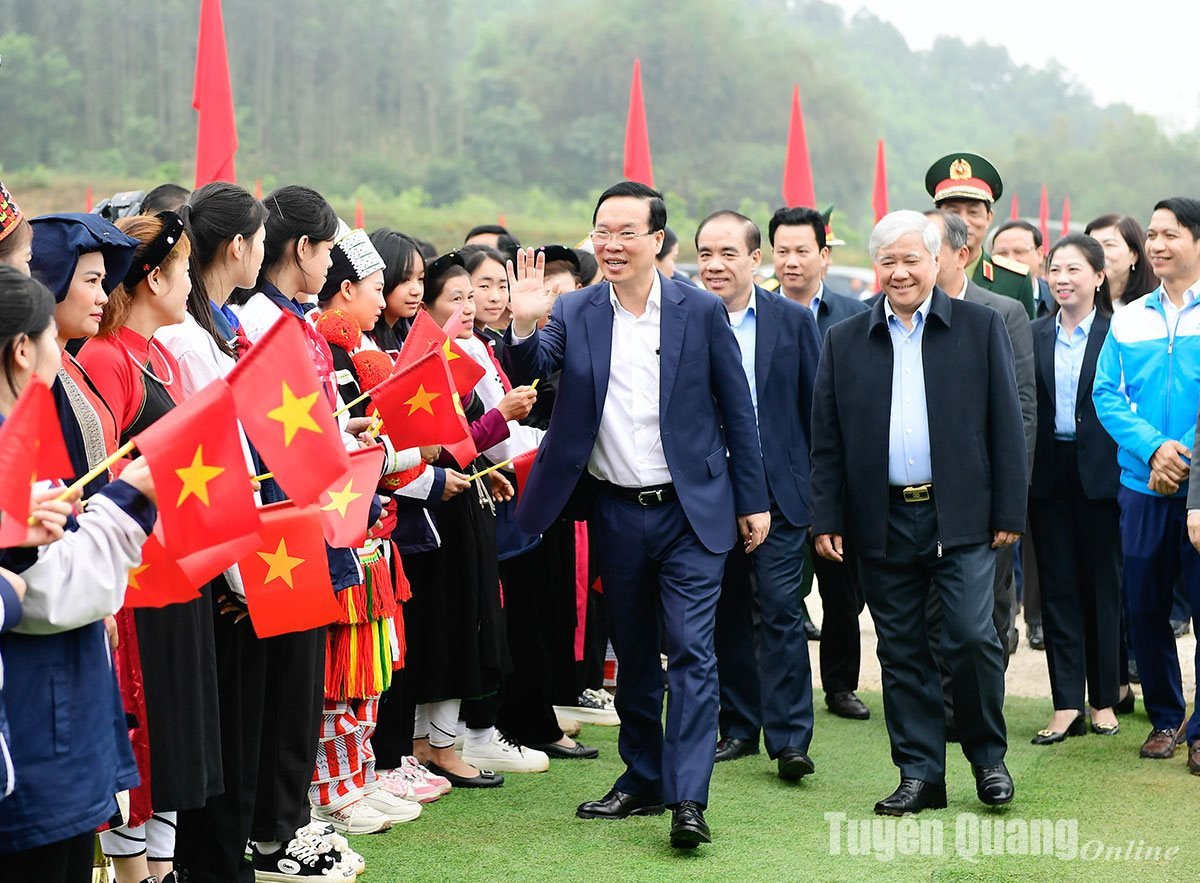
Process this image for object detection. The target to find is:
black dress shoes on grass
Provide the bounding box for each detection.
[714,737,759,762]
[576,788,665,819]
[669,801,711,849]
[874,778,947,816]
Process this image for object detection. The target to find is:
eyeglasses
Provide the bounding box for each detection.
[589,229,656,245]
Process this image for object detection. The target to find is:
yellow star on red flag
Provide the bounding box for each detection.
[267,381,323,445]
[175,445,226,507]
[442,338,460,361]
[321,479,363,519]
[127,563,150,590]
[257,537,305,589]
[405,384,441,416]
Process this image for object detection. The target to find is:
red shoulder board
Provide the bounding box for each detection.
[983,260,994,282]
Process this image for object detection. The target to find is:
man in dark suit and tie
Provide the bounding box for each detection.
[768,206,871,722]
[501,182,770,849]
[695,211,823,779]
[811,210,1027,815]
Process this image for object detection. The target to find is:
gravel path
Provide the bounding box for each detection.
[806,583,1197,702]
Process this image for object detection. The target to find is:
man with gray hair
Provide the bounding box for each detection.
[810,210,1027,815]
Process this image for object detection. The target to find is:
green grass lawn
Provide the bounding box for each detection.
[349,693,1198,882]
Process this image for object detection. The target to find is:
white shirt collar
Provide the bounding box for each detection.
[947,272,969,300]
[608,270,662,316]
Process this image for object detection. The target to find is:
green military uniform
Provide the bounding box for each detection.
[926,153,1035,318]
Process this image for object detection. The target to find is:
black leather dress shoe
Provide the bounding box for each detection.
[529,740,599,759]
[576,788,664,819]
[1031,713,1086,745]
[714,737,759,762]
[1114,687,1136,715]
[973,763,1014,806]
[802,609,822,641]
[425,762,504,788]
[669,800,711,849]
[826,691,870,720]
[777,748,815,781]
[1028,623,1045,650]
[874,778,947,816]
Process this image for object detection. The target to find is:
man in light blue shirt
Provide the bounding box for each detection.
[697,210,824,781]
[884,295,934,486]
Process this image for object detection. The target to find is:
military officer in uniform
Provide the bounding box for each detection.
[926,153,1035,318]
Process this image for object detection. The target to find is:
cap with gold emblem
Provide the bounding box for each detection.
[925,153,1003,205]
[820,204,845,247]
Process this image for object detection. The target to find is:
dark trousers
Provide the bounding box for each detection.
[495,539,571,745]
[810,538,865,695]
[177,601,268,883]
[250,626,325,842]
[860,499,1007,782]
[593,491,727,807]
[714,506,814,757]
[1021,535,1042,627]
[1117,489,1200,743]
[0,831,95,882]
[1028,443,1121,711]
[372,669,415,769]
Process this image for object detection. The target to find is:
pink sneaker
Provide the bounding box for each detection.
[402,756,451,797]
[380,767,439,804]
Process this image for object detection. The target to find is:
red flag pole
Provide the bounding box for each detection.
[1060,196,1071,239]
[1038,184,1050,253]
[782,85,816,207]
[193,0,238,187]
[1010,193,1019,220]
[623,59,655,187]
[354,197,365,229]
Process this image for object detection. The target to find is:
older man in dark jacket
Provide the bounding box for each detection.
[811,211,1027,816]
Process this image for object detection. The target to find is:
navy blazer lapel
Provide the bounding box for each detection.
[1036,318,1056,406]
[753,286,779,393]
[658,274,689,414]
[584,283,613,417]
[1077,314,1109,404]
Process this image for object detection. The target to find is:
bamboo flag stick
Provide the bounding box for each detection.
[52,439,137,504]
[466,457,513,482]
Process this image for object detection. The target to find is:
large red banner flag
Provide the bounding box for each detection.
[370,350,471,452]
[782,85,816,208]
[1061,196,1071,239]
[133,380,260,557]
[238,501,341,638]
[1039,184,1050,257]
[193,0,238,187]
[0,377,75,545]
[227,313,350,505]
[319,444,386,549]
[623,59,655,188]
[872,139,889,222]
[394,310,485,400]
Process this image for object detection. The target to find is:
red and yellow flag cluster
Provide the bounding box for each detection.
[1,311,484,635]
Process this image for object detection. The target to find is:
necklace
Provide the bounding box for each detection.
[116,335,175,387]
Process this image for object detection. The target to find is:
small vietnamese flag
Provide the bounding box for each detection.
[134,379,260,556]
[371,350,470,452]
[123,532,203,609]
[238,501,341,638]
[395,310,485,399]
[319,444,386,549]
[511,447,538,495]
[227,313,351,505]
[441,390,479,471]
[0,377,75,546]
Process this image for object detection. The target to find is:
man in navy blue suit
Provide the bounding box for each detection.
[697,211,823,780]
[769,206,873,722]
[501,182,770,849]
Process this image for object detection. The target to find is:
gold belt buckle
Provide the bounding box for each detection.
[902,484,931,503]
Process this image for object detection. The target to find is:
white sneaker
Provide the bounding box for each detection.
[296,823,365,876]
[461,730,550,773]
[362,785,423,823]
[310,799,392,835]
[555,688,620,726]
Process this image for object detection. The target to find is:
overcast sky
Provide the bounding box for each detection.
[830,0,1199,132]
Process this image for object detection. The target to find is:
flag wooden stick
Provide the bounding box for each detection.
[53,440,136,503]
[250,470,273,483]
[333,389,371,417]
[466,458,513,482]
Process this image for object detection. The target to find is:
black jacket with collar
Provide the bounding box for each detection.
[814,287,869,338]
[1029,311,1120,500]
[810,287,1028,558]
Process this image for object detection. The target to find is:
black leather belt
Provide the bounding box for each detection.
[889,484,934,503]
[599,482,678,507]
